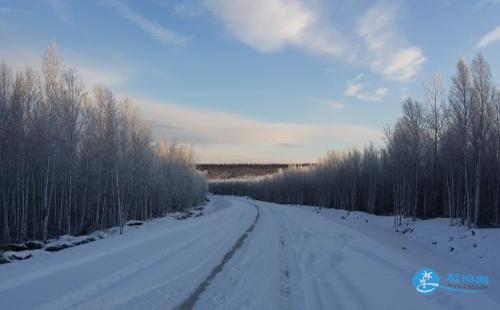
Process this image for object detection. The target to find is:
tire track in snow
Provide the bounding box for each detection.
[279,234,291,300]
[0,204,239,293]
[176,203,260,310]
[269,205,306,310]
[272,205,363,310]
[35,215,239,310]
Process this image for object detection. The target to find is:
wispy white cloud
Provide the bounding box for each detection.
[118,95,382,162]
[357,2,425,81]
[203,0,424,81]
[325,100,345,110]
[353,73,364,81]
[102,0,188,45]
[202,0,346,57]
[0,43,127,87]
[72,62,125,87]
[328,100,344,110]
[343,73,389,102]
[345,82,388,102]
[377,47,426,81]
[138,97,321,146]
[476,25,500,49]
[45,0,72,24]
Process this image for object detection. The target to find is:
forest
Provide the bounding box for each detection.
[211,54,500,228]
[0,45,207,244]
[197,163,314,179]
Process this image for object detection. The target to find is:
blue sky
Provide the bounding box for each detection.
[1,0,499,163]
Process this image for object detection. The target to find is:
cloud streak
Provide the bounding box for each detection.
[0,43,128,87]
[476,25,500,48]
[324,100,345,110]
[120,95,382,162]
[102,0,188,45]
[203,0,425,81]
[345,82,388,102]
[357,2,426,81]
[203,0,346,57]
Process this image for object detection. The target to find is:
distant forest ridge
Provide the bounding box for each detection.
[197,163,315,179]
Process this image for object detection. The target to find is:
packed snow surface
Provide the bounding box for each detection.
[0,195,498,309]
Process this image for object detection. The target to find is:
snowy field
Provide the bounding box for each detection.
[0,195,499,310]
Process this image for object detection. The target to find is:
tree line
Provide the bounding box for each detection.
[198,163,314,179]
[211,53,500,228]
[0,44,207,244]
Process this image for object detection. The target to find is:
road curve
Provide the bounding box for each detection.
[0,195,498,310]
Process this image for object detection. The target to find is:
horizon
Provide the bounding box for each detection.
[1,0,500,163]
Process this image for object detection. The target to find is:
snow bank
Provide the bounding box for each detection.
[0,198,213,265]
[278,203,500,279]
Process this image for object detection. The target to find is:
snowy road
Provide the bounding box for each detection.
[0,195,498,310]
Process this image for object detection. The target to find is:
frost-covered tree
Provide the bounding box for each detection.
[0,45,207,243]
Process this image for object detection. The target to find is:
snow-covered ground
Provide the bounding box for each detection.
[0,202,209,264]
[296,204,500,279]
[0,195,498,309]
